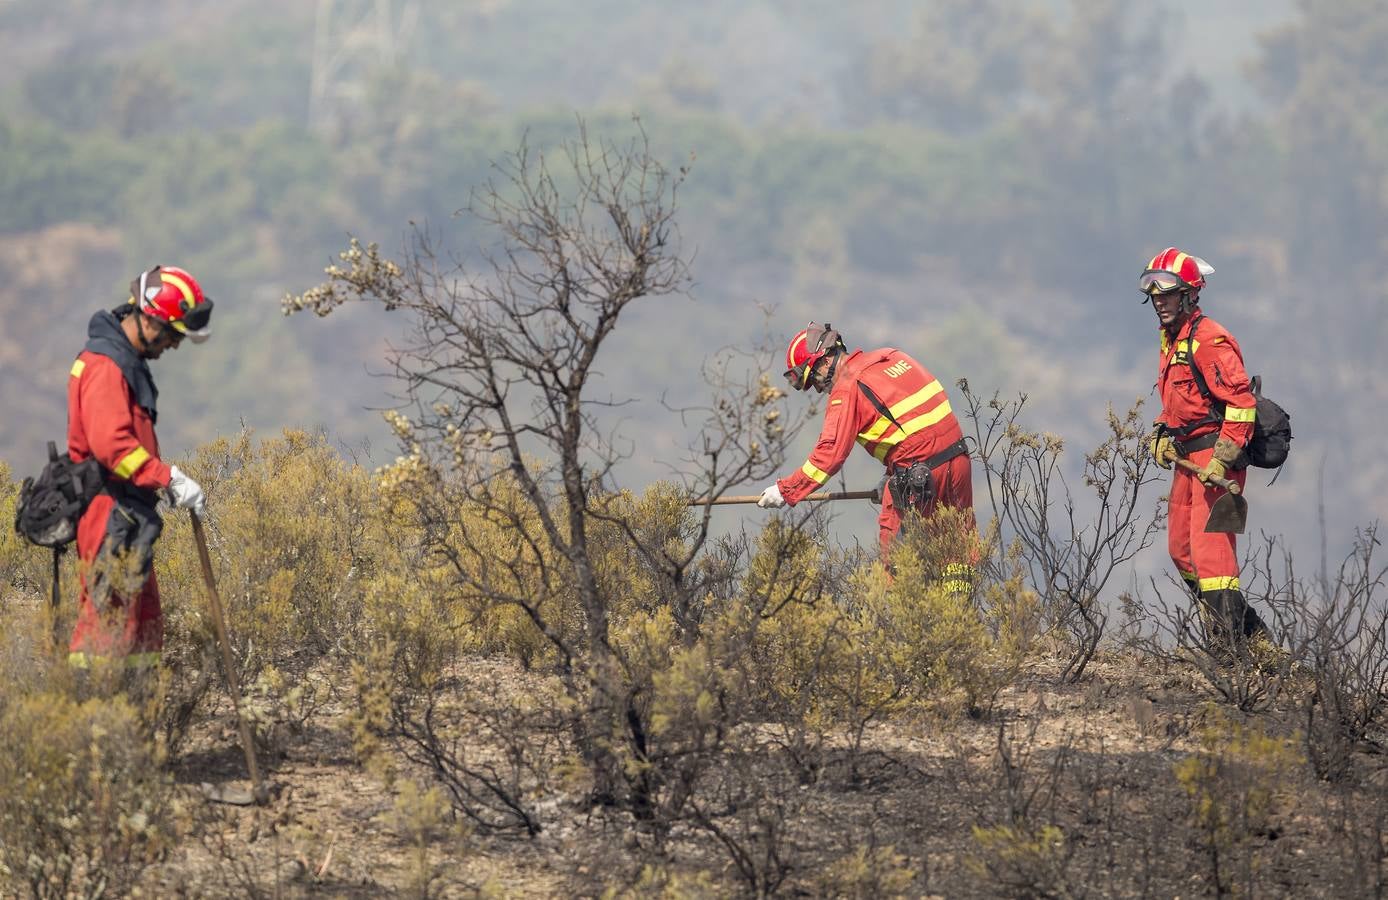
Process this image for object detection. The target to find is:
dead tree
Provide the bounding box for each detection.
[285,120,805,816]
[959,382,1164,681]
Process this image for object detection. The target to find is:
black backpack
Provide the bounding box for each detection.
[1241,376,1292,469]
[1181,317,1292,470]
[14,441,105,549]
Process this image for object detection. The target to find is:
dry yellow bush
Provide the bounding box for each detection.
[0,692,175,898]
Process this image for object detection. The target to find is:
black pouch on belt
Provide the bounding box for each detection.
[93,490,164,606]
[889,462,935,514]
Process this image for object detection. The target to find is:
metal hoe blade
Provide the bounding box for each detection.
[1168,455,1248,535]
[1205,492,1247,534]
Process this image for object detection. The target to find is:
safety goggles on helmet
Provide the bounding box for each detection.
[785,356,817,391]
[176,296,214,332]
[1138,268,1193,298]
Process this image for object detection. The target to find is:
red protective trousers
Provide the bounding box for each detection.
[1166,445,1247,595]
[71,496,164,666]
[877,453,974,552]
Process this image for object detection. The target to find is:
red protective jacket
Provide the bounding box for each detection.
[66,314,173,665]
[777,348,964,505]
[1156,313,1256,448]
[68,352,172,492]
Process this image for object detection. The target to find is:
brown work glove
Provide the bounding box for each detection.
[1197,437,1243,484]
[1150,431,1175,469]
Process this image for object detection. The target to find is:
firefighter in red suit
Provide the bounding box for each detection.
[66,266,213,669]
[758,323,974,586]
[1142,248,1268,645]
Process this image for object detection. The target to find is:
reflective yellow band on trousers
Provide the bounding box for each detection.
[1198,575,1240,592]
[68,651,162,669]
[1223,405,1256,423]
[941,562,974,594]
[800,461,830,484]
[112,446,151,480]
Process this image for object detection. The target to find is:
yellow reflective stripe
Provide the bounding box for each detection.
[1168,339,1200,365]
[800,461,830,484]
[68,651,162,669]
[888,379,943,420]
[857,380,945,445]
[1224,405,1256,423]
[870,400,955,461]
[830,398,843,406]
[112,446,151,480]
[1169,251,1189,274]
[161,270,196,305]
[70,359,86,378]
[941,562,974,594]
[1198,575,1240,592]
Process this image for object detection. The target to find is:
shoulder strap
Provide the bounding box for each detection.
[1183,313,1215,404]
[857,380,903,432]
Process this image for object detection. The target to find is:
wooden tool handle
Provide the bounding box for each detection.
[192,513,268,805]
[686,489,877,506]
[1171,457,1242,494]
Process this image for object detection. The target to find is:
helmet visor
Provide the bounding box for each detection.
[1138,269,1191,296]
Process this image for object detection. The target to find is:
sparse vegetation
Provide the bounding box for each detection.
[4,45,1388,891]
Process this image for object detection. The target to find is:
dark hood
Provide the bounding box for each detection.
[84,309,158,423]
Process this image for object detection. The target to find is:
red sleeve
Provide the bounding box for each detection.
[1193,337,1256,448]
[777,389,864,505]
[78,358,172,490]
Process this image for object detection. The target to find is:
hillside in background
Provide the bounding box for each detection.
[0,0,1382,567]
[8,5,1388,895]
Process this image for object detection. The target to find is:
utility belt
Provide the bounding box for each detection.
[887,438,969,513]
[103,478,160,509]
[1171,431,1219,457]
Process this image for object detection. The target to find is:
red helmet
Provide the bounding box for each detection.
[1138,247,1214,298]
[784,322,844,392]
[130,265,213,343]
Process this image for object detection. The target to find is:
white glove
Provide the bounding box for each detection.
[168,465,206,518]
[757,483,786,509]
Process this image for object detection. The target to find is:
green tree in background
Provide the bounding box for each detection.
[1253,0,1388,280]
[843,0,1049,133]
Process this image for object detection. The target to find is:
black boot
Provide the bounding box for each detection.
[1200,588,1269,649]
